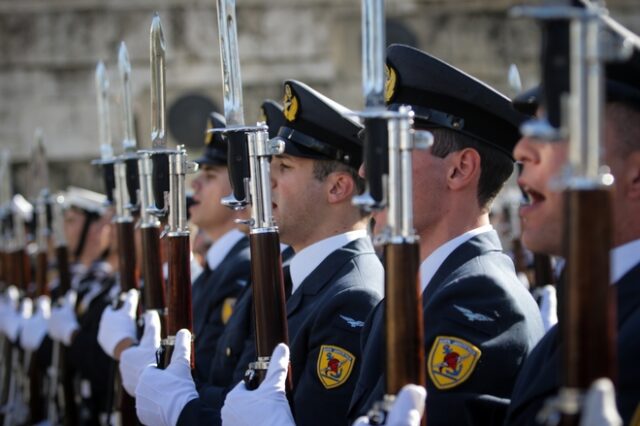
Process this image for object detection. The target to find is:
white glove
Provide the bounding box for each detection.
[221,343,295,426]
[135,329,198,426]
[0,286,21,339]
[98,289,139,358]
[48,291,79,346]
[580,378,622,426]
[352,384,427,426]
[539,285,558,332]
[3,297,33,342]
[120,311,161,396]
[20,295,51,351]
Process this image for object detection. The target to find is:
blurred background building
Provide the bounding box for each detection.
[1,0,639,194]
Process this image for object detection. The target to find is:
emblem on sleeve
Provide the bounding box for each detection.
[428,336,481,390]
[316,345,355,389]
[221,297,237,325]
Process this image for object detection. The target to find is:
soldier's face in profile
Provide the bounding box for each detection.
[63,208,87,257]
[514,113,568,256]
[270,154,327,248]
[189,164,234,233]
[411,146,450,239]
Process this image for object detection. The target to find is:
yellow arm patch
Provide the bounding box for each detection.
[428,335,482,390]
[221,297,237,325]
[316,345,355,389]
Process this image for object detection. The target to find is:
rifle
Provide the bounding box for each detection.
[352,2,428,424]
[24,129,51,424]
[214,0,290,389]
[146,15,197,368]
[4,194,34,426]
[512,3,616,424]
[0,151,13,424]
[47,194,78,426]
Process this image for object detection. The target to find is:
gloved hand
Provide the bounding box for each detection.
[20,295,51,351]
[352,384,427,426]
[48,290,79,346]
[98,289,139,358]
[539,285,558,332]
[135,329,198,426]
[120,310,161,396]
[221,343,295,426]
[580,378,622,426]
[3,297,32,343]
[0,286,21,339]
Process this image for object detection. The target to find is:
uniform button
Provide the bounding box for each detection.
[226,347,232,357]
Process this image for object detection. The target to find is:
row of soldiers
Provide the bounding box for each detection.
[1,0,640,425]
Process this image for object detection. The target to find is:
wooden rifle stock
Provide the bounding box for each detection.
[28,248,49,423]
[51,245,77,426]
[384,241,425,395]
[35,252,48,298]
[164,234,193,368]
[140,226,167,338]
[561,189,616,425]
[249,231,290,388]
[533,253,554,289]
[114,220,139,426]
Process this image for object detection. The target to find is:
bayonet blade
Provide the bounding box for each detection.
[216,0,245,126]
[0,149,11,208]
[150,14,167,149]
[362,0,385,108]
[31,128,49,196]
[119,42,137,152]
[96,61,114,161]
[508,64,523,94]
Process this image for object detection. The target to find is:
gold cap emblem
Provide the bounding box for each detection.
[283,84,299,122]
[204,117,215,145]
[384,64,397,103]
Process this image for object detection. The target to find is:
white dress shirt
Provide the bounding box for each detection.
[206,228,246,271]
[289,229,368,295]
[419,225,495,293]
[610,238,640,284]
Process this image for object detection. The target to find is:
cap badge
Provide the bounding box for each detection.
[316,345,355,389]
[258,106,267,124]
[384,64,397,103]
[204,117,215,145]
[428,335,481,390]
[283,84,299,122]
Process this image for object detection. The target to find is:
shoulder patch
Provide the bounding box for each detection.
[428,335,481,390]
[221,297,237,325]
[316,345,355,389]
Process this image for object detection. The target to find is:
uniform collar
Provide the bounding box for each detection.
[206,228,246,271]
[611,238,640,284]
[419,224,494,293]
[290,229,368,295]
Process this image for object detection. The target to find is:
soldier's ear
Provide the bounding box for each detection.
[326,171,355,204]
[447,148,480,191]
[625,151,640,201]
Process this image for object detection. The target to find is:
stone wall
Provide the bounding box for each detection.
[0,0,639,193]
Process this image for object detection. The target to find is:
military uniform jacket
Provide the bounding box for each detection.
[179,237,383,426]
[505,262,640,425]
[192,236,251,381]
[349,231,545,426]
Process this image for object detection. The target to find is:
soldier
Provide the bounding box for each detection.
[133,80,384,426]
[505,43,640,426]
[46,186,118,425]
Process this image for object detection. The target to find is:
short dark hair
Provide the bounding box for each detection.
[430,128,514,210]
[312,159,365,195]
[607,102,640,156]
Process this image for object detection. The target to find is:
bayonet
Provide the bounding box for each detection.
[119,42,137,153]
[215,0,250,207]
[508,64,523,94]
[93,62,117,204]
[150,15,167,150]
[118,41,141,212]
[361,0,385,109]
[216,0,245,127]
